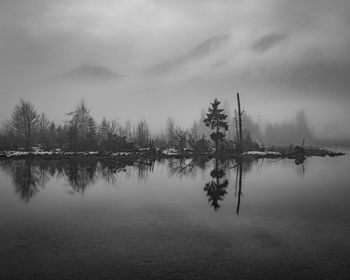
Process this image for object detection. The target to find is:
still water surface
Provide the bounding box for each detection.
[0,154,349,279]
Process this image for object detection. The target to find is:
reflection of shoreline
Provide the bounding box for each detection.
[0,159,137,202]
[0,160,47,203]
[203,156,307,213]
[0,157,306,207]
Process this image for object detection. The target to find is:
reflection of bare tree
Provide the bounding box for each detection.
[99,164,118,185]
[99,159,129,185]
[0,160,48,203]
[61,161,98,195]
[168,157,208,178]
[204,157,228,211]
[0,155,307,208]
[55,159,132,193]
[133,159,154,183]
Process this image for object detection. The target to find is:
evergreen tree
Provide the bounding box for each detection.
[48,122,57,149]
[99,117,110,141]
[203,98,228,152]
[86,117,97,149]
[67,122,78,151]
[56,125,65,148]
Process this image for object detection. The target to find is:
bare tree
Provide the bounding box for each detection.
[10,99,39,150]
[66,101,97,150]
[71,101,91,139]
[165,117,176,147]
[109,119,119,135]
[134,119,150,147]
[38,113,50,134]
[124,120,132,142]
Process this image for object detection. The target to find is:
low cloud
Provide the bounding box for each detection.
[0,0,350,137]
[253,34,288,53]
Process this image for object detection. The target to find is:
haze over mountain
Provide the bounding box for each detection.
[0,0,349,140]
[145,35,230,75]
[61,65,124,81]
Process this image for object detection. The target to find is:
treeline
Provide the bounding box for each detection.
[0,97,316,152]
[0,99,162,152]
[0,97,261,153]
[0,99,208,152]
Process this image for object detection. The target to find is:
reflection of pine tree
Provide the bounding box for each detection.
[204,179,228,210]
[204,158,228,211]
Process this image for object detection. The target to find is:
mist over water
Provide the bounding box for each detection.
[1,2,350,278]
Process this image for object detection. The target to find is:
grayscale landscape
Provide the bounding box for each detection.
[0,1,349,279]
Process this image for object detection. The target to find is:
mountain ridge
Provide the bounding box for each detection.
[61,65,124,80]
[145,35,230,76]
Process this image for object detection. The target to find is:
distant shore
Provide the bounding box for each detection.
[0,146,345,162]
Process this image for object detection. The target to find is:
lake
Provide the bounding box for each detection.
[0,153,349,279]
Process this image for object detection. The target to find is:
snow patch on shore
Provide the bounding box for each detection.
[243,151,281,156]
[162,148,179,156]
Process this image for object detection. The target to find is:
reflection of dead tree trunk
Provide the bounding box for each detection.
[236,160,243,215]
[234,163,239,197]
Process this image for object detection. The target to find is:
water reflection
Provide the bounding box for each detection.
[204,158,229,211]
[0,160,47,203]
[0,157,305,212]
[61,161,98,195]
[234,159,243,214]
[0,159,133,201]
[168,157,209,178]
[134,159,155,183]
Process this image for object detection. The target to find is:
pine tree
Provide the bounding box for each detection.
[99,117,109,141]
[203,98,228,152]
[87,117,96,137]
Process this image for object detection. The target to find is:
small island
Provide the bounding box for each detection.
[0,93,345,164]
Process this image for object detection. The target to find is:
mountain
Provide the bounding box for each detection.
[61,65,124,81]
[145,35,230,76]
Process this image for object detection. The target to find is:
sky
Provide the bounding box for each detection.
[0,0,350,138]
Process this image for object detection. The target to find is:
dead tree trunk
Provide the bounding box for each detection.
[237,92,243,153]
[234,110,239,145]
